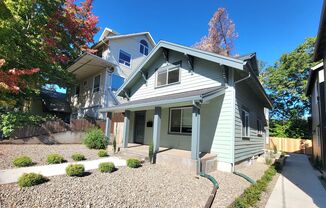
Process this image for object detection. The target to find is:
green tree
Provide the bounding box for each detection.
[0,0,99,108]
[260,37,317,120]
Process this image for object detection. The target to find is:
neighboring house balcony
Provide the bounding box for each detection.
[99,87,226,173]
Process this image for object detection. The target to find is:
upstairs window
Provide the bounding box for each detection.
[119,50,131,67]
[140,39,149,55]
[169,107,192,134]
[257,119,263,136]
[156,66,180,87]
[241,109,250,138]
[93,74,100,93]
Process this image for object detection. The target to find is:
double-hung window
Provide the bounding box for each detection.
[169,107,192,134]
[257,119,263,136]
[93,74,100,93]
[140,40,149,55]
[156,65,180,87]
[241,109,250,138]
[119,50,131,67]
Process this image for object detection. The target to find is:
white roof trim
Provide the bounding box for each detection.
[312,62,324,70]
[95,32,156,48]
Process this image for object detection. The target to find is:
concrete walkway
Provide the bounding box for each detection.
[0,157,126,185]
[265,154,326,208]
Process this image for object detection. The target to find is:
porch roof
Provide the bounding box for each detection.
[67,52,115,80]
[99,86,225,112]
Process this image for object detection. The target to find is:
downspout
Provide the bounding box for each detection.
[232,61,256,184]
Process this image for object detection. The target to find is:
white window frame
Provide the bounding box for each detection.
[118,50,131,67]
[241,109,250,138]
[140,40,149,56]
[155,66,180,88]
[169,106,192,135]
[93,74,101,93]
[257,119,263,136]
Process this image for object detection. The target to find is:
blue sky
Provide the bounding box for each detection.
[92,0,323,66]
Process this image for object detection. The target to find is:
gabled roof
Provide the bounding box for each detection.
[93,32,156,49]
[314,0,326,61]
[116,41,246,97]
[306,62,324,96]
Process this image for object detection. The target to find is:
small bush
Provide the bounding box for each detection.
[66,164,85,177]
[97,150,108,157]
[71,153,85,161]
[265,157,273,165]
[18,173,47,187]
[127,158,141,168]
[99,162,115,173]
[112,137,117,153]
[149,143,154,163]
[13,156,33,167]
[47,154,65,164]
[83,128,108,149]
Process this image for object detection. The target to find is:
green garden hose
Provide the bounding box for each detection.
[233,171,256,184]
[200,172,219,208]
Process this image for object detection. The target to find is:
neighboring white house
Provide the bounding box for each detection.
[100,41,272,172]
[67,28,155,119]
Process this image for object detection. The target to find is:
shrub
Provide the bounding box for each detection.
[149,143,154,163]
[0,112,57,137]
[112,136,117,153]
[66,164,85,177]
[13,156,33,167]
[71,153,85,161]
[18,173,47,187]
[97,150,108,157]
[265,157,273,165]
[83,128,108,149]
[47,154,65,164]
[99,162,115,173]
[127,158,141,168]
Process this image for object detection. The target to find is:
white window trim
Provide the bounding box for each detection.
[93,74,101,93]
[140,40,149,56]
[119,50,132,68]
[241,109,250,138]
[169,106,192,135]
[155,66,181,88]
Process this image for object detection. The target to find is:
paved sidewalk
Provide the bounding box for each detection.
[0,157,126,184]
[265,154,326,208]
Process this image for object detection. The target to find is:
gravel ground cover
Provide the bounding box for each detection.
[0,164,212,208]
[0,144,103,169]
[210,161,269,208]
[0,160,269,208]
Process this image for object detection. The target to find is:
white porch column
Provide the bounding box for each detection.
[191,105,200,160]
[105,112,112,139]
[153,107,161,153]
[122,110,130,148]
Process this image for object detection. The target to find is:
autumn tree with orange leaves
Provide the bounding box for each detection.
[0,0,99,108]
[194,8,238,56]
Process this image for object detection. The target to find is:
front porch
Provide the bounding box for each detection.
[100,87,226,174]
[119,143,218,173]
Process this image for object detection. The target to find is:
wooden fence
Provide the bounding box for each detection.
[268,137,312,155]
[9,113,124,139]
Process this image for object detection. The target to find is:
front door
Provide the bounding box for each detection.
[134,111,146,144]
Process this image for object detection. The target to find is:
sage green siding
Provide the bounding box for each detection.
[234,82,266,162]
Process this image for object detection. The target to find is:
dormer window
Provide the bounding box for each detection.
[140,40,149,55]
[119,50,131,67]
